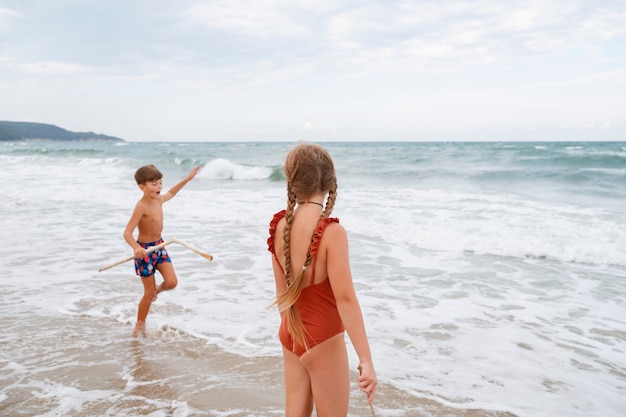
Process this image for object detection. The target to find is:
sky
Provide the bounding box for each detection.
[0,0,625,142]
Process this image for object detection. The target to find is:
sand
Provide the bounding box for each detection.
[0,310,518,417]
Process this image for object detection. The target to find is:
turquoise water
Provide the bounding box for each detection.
[1,140,625,416]
[8,140,625,204]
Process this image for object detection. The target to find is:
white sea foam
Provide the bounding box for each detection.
[342,187,626,266]
[200,157,273,180]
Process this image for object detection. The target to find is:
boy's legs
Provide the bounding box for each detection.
[133,275,157,337]
[132,262,177,337]
[155,262,178,293]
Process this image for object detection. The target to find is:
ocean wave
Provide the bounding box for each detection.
[343,187,626,267]
[545,154,626,169]
[8,146,106,158]
[199,158,278,180]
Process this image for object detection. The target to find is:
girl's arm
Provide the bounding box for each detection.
[326,223,378,402]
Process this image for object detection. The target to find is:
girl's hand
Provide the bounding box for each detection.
[358,362,378,403]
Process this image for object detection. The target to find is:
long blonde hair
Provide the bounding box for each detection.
[274,143,338,351]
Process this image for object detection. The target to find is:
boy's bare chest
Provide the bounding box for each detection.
[143,204,163,220]
[139,202,164,228]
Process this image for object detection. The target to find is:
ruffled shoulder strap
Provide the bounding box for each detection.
[267,210,286,254]
[309,217,339,283]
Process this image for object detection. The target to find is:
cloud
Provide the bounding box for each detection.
[0,6,19,33]
[181,0,313,37]
[0,0,624,141]
[21,60,93,75]
[318,1,626,75]
[6,1,625,80]
[580,7,626,40]
[302,122,337,132]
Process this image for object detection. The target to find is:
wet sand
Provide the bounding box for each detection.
[0,310,518,416]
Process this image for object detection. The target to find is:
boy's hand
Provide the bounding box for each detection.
[161,166,201,202]
[133,246,148,260]
[187,166,201,181]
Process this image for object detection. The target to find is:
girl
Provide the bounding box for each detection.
[268,143,377,416]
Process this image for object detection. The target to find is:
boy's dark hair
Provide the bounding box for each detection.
[134,164,163,185]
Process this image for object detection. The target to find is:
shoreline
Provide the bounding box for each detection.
[0,310,519,417]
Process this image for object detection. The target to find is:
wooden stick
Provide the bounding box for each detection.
[169,238,213,262]
[358,365,377,417]
[98,238,213,272]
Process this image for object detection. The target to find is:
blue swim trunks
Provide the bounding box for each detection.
[134,238,172,277]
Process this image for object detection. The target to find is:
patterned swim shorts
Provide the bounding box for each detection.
[134,238,172,277]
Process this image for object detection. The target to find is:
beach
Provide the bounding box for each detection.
[1,310,518,417]
[1,140,624,416]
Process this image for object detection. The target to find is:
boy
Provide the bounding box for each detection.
[123,164,200,337]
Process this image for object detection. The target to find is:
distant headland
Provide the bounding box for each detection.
[0,121,125,142]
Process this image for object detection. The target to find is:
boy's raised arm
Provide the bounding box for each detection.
[162,166,200,202]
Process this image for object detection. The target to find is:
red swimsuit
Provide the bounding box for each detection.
[268,210,345,356]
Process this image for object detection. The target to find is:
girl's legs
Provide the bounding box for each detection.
[300,333,350,417]
[282,347,314,417]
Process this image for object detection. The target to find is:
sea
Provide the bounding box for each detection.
[0,140,624,417]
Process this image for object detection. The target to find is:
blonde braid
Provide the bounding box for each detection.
[278,187,316,351]
[323,181,337,218]
[283,189,297,287]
